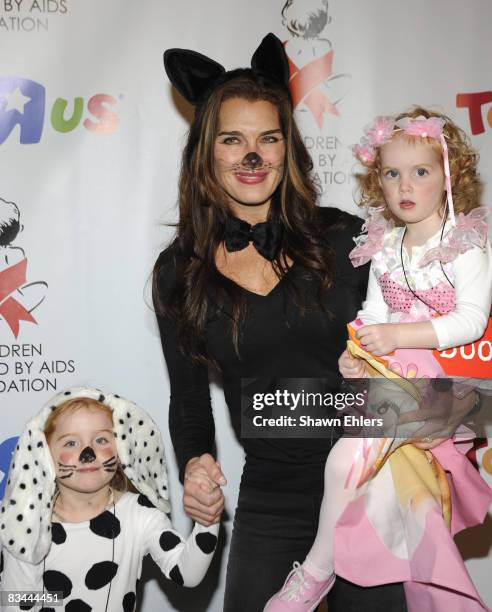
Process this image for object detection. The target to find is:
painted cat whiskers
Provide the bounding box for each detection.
[223,154,283,174]
[102,455,117,473]
[57,461,76,479]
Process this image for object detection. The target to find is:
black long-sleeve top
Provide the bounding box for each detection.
[154,207,369,494]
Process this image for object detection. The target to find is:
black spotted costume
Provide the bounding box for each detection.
[0,387,218,611]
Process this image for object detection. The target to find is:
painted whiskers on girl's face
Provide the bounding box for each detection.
[379,136,446,242]
[48,406,118,494]
[57,455,117,479]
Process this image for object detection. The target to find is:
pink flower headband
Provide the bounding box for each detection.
[353,115,455,225]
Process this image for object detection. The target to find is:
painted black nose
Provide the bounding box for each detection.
[242,152,263,169]
[79,446,96,463]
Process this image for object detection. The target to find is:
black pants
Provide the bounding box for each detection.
[224,486,407,612]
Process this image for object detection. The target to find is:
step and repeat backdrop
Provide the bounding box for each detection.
[1,1,491,610]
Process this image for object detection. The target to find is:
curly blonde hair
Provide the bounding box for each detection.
[355,106,482,224]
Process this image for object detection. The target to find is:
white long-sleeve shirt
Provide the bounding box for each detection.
[358,223,492,350]
[1,492,218,611]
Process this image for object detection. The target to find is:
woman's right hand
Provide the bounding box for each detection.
[338,348,366,378]
[183,453,226,527]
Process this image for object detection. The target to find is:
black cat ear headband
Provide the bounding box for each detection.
[163,33,290,106]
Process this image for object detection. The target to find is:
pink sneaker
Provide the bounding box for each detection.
[264,562,335,611]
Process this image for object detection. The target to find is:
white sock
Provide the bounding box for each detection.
[303,437,383,581]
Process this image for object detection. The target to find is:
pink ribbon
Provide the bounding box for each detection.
[440,134,456,226]
[288,51,339,129]
[0,259,37,337]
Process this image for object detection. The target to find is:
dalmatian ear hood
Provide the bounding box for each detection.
[0,387,170,564]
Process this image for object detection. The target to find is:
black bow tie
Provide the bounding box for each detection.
[223,216,284,260]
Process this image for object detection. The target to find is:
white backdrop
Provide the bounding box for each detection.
[0,1,491,610]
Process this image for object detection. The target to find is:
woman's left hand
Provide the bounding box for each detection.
[356,323,399,356]
[399,389,479,450]
[412,437,448,450]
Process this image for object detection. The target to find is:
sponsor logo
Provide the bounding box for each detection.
[283,0,350,130]
[0,76,119,144]
[0,343,76,393]
[0,197,47,337]
[456,91,492,135]
[434,318,492,377]
[281,0,352,192]
[1,0,68,33]
[0,436,18,500]
[0,198,77,393]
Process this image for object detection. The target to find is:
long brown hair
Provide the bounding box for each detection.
[153,70,336,363]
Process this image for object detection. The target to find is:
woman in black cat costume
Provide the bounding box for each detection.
[154,33,409,611]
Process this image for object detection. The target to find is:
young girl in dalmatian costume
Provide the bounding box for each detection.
[265,108,492,611]
[0,387,218,612]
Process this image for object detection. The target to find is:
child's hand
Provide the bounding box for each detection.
[338,349,366,378]
[356,323,399,356]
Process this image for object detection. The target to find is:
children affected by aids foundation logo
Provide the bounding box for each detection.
[1,0,68,33]
[282,0,350,130]
[0,203,76,392]
[0,197,47,338]
[0,76,119,144]
[282,0,352,190]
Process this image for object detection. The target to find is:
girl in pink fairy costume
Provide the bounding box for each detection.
[265,107,492,612]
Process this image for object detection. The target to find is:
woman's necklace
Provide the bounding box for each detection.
[52,486,114,523]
